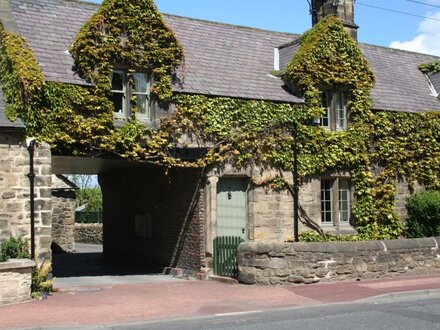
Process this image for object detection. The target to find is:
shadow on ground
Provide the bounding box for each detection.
[52,244,163,278]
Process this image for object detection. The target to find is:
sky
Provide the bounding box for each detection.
[86,0,440,56]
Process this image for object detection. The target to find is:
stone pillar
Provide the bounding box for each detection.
[205,175,218,257]
[51,175,76,252]
[0,132,52,262]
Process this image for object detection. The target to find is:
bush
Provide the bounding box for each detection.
[294,231,361,242]
[31,261,54,299]
[406,190,440,238]
[0,237,30,262]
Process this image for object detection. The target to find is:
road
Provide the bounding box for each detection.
[76,294,440,330]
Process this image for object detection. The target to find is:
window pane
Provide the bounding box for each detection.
[321,180,333,223]
[338,179,351,223]
[132,73,148,93]
[336,92,347,130]
[136,94,149,116]
[320,92,330,128]
[111,71,124,91]
[111,92,124,114]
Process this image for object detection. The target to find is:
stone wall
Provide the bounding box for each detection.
[74,223,103,244]
[0,132,52,261]
[99,166,204,273]
[51,179,76,252]
[0,258,34,305]
[394,180,424,219]
[238,237,440,285]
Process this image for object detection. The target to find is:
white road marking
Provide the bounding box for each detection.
[214,310,263,317]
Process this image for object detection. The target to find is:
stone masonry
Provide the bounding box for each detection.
[0,258,34,305]
[51,175,76,252]
[0,132,52,261]
[74,223,103,244]
[99,166,204,273]
[238,237,440,285]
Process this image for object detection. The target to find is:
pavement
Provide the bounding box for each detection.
[0,273,440,329]
[1,244,440,329]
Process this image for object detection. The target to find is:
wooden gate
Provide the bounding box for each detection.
[213,236,244,277]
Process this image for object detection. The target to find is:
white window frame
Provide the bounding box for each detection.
[110,70,127,119]
[320,91,348,131]
[321,179,333,224]
[321,178,352,227]
[110,70,152,121]
[338,179,351,224]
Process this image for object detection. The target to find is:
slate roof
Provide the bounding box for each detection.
[278,40,300,72]
[167,15,301,102]
[0,0,438,116]
[429,72,440,94]
[362,44,440,113]
[278,41,440,113]
[52,174,78,190]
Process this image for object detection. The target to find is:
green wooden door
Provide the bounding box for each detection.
[214,177,248,277]
[216,177,248,240]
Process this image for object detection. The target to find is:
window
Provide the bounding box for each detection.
[320,91,348,131]
[110,71,152,120]
[321,178,352,226]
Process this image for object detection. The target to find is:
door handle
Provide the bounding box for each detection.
[242,228,245,234]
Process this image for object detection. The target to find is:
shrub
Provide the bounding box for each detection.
[0,236,30,262]
[406,190,440,238]
[295,231,361,242]
[31,261,54,299]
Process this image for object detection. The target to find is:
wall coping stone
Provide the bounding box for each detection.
[0,258,34,271]
[239,237,440,254]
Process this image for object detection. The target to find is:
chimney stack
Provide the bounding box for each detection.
[311,0,358,40]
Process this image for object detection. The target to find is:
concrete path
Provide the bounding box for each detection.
[53,243,177,288]
[1,274,440,329]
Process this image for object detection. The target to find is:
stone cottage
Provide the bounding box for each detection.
[0,0,439,277]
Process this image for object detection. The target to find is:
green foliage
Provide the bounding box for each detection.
[171,16,439,239]
[419,62,440,74]
[70,0,184,103]
[0,25,45,134]
[0,237,29,262]
[0,5,439,240]
[405,190,440,238]
[77,188,103,212]
[0,0,183,159]
[31,261,53,299]
[67,175,103,212]
[297,231,361,242]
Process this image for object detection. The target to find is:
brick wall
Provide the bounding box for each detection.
[99,166,204,273]
[238,237,440,285]
[0,132,52,261]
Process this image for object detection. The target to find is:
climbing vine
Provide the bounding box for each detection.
[419,61,440,74]
[168,16,440,239]
[0,0,183,158]
[0,2,439,240]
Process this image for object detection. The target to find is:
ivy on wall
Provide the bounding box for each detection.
[0,0,183,158]
[169,16,440,239]
[0,1,439,240]
[0,24,44,135]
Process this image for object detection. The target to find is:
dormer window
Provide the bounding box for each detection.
[320,91,348,131]
[110,70,152,120]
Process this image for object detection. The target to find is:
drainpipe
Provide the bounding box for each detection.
[26,138,36,260]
